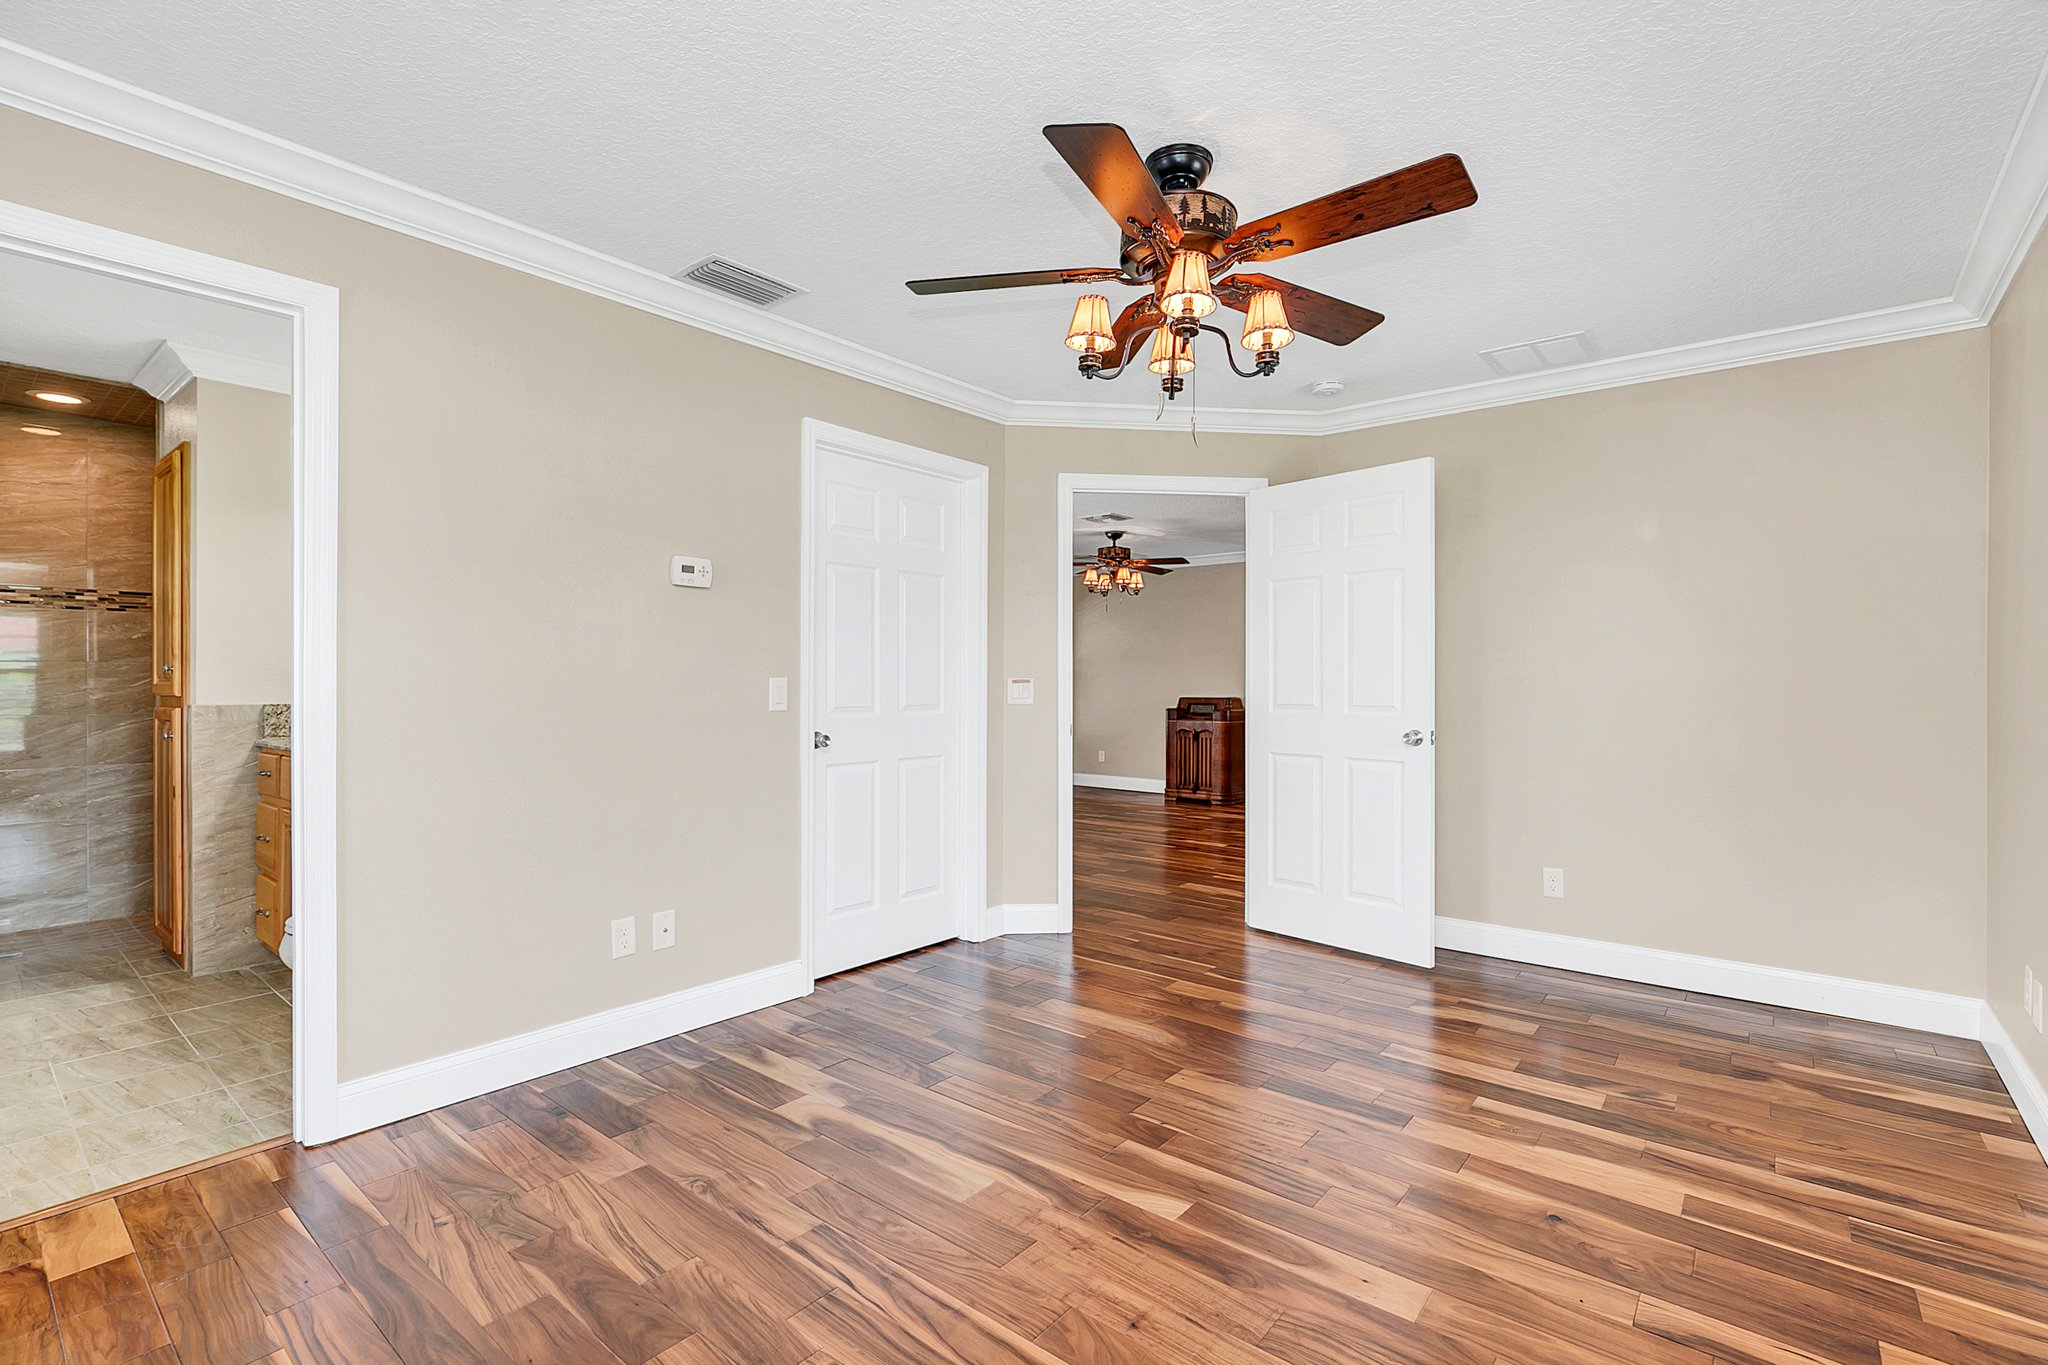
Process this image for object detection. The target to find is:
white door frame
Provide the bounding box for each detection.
[1055,472,1268,933]
[798,419,989,983]
[0,198,344,1143]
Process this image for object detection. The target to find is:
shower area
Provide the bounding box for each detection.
[0,374,159,946]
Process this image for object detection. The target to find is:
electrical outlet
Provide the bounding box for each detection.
[652,909,676,951]
[1542,867,1564,898]
[610,916,636,959]
[1097,750,1106,763]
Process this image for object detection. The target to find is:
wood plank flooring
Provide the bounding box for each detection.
[4,786,2045,1363]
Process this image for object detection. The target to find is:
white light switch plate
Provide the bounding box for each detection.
[1007,678,1034,704]
[767,677,788,711]
[651,909,676,951]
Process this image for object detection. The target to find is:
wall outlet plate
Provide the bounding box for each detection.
[610,916,636,959]
[1542,867,1564,898]
[652,909,676,951]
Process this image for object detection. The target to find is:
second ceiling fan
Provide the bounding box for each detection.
[908,124,1477,397]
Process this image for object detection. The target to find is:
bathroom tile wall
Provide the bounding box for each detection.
[0,401,157,934]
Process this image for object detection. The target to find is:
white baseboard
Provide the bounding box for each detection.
[1074,774,1167,793]
[1434,917,1983,1039]
[332,959,810,1138]
[1981,1003,2048,1153]
[969,903,1068,939]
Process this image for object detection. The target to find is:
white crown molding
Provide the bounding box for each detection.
[129,338,191,399]
[4,39,2045,437]
[1955,47,2048,320]
[1435,916,1984,1039]
[333,958,809,1137]
[131,337,289,398]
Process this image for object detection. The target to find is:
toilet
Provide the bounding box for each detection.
[279,915,297,969]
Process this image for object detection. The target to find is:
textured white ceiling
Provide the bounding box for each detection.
[0,247,291,383]
[11,1,2046,414]
[1075,491,1245,562]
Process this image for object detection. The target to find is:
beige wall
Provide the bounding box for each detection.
[0,106,1006,1080]
[189,380,292,706]
[1990,231,2048,1079]
[5,98,2012,1081]
[1074,563,1244,783]
[1005,339,1990,998]
[1282,335,1990,996]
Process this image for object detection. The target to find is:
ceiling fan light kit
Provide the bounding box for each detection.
[1076,529,1188,598]
[909,124,1477,401]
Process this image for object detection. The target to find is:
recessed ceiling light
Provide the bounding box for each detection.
[19,425,63,437]
[28,390,85,405]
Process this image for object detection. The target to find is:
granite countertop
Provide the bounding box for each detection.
[257,738,291,752]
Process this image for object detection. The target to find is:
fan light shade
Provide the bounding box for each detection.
[1082,566,1103,588]
[1064,294,1116,354]
[1147,326,1196,377]
[1240,289,1295,351]
[1160,251,1217,319]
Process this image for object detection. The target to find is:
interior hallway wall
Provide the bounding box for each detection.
[1073,562,1245,784]
[0,402,157,932]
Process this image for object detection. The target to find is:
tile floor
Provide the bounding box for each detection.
[0,915,291,1224]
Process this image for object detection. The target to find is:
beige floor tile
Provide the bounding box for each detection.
[61,1060,222,1126]
[204,1039,293,1088]
[52,1035,199,1091]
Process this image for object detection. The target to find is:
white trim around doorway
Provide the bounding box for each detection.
[1055,472,1267,933]
[798,419,990,984]
[0,197,344,1144]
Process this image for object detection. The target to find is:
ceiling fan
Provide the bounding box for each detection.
[1076,530,1186,596]
[908,124,1477,398]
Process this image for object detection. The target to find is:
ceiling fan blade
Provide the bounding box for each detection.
[906,267,1123,295]
[1111,296,1161,357]
[1226,153,1476,263]
[1134,564,1175,575]
[1043,124,1182,245]
[1218,273,1385,346]
[1133,557,1189,565]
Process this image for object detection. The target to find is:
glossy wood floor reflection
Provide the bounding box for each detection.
[6,789,2047,1363]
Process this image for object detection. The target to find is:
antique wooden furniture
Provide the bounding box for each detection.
[1165,695,1245,805]
[254,745,291,957]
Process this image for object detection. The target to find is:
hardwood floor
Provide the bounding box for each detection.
[4,786,2046,1363]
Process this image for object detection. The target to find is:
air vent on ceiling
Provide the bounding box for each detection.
[1479,331,1595,377]
[676,256,805,307]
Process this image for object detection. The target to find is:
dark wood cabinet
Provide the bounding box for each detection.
[1165,696,1245,805]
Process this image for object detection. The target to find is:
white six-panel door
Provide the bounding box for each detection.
[807,431,982,978]
[1245,458,1436,966]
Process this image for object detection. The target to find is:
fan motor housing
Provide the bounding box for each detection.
[1120,184,1241,278]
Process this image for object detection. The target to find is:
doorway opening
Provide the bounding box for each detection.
[1057,474,1264,936]
[0,197,341,1224]
[1058,462,1439,966]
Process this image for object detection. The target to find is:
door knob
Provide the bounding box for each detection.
[1402,730,1425,747]
[813,732,832,750]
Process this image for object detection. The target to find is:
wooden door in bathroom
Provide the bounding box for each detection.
[152,443,188,701]
[152,705,186,963]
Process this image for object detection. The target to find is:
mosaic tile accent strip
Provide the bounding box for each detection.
[0,585,153,612]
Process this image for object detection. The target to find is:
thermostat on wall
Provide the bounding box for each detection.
[669,555,713,588]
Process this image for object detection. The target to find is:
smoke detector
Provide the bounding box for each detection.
[1308,379,1346,398]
